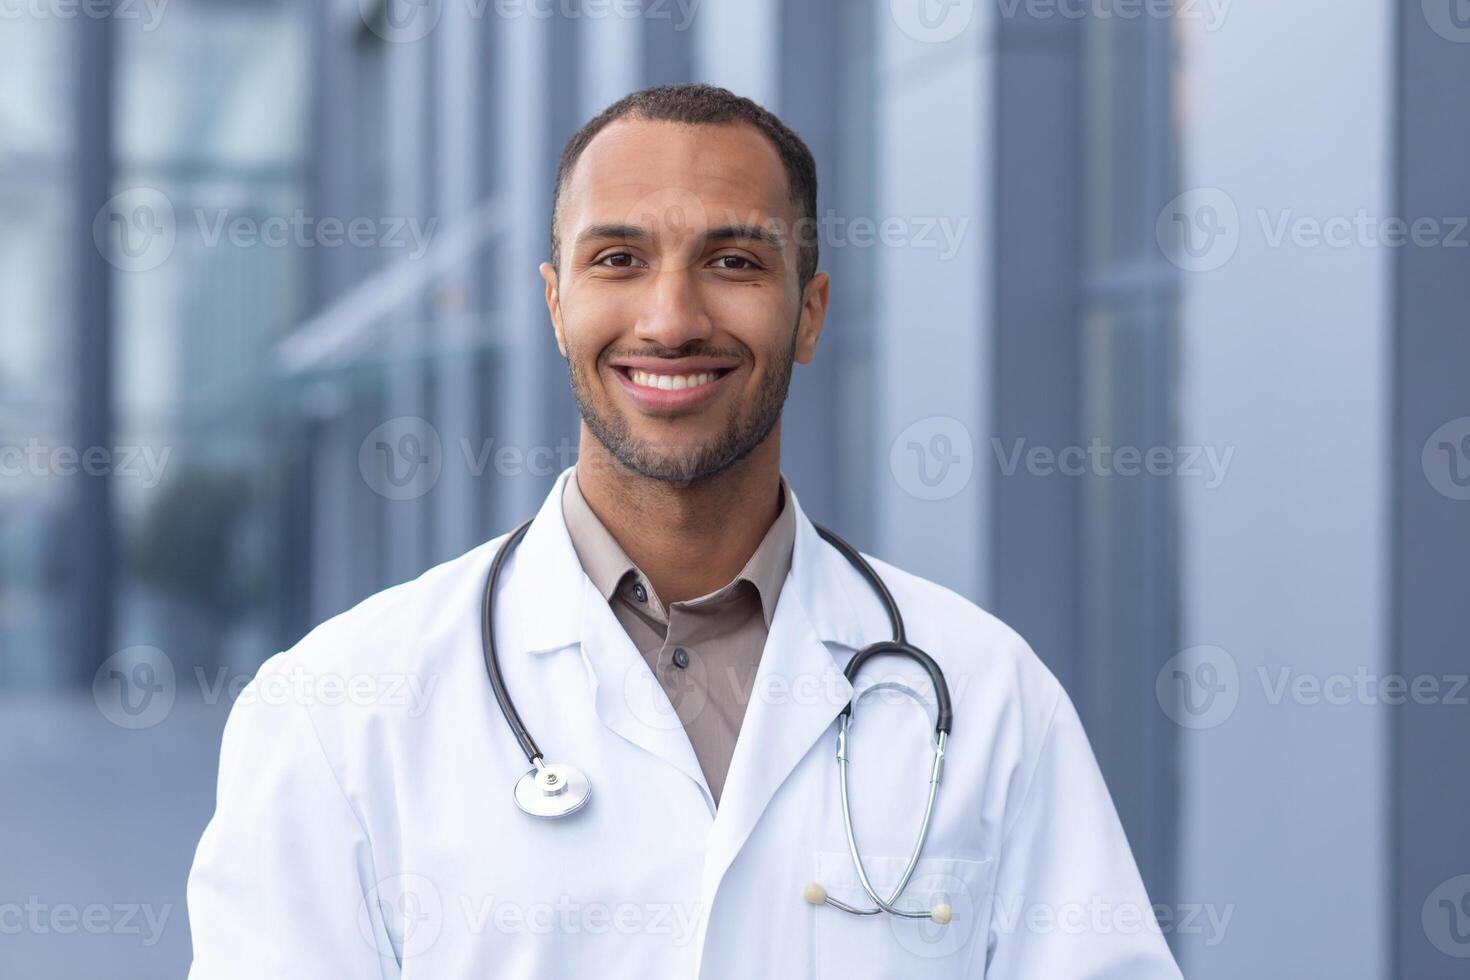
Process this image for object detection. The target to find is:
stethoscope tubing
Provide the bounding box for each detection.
[837,720,947,917]
[482,517,540,767]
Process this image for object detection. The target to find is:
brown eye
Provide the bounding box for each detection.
[596,252,640,268]
[712,255,757,271]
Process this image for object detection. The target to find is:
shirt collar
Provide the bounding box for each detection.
[511,465,890,657]
[561,464,797,630]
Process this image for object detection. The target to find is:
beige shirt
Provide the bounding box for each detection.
[561,467,796,806]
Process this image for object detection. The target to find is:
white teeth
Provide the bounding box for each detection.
[629,369,718,390]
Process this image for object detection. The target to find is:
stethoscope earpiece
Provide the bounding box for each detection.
[803,881,953,925]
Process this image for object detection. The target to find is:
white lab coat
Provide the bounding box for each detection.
[186,464,1183,979]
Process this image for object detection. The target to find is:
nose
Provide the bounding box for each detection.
[633,266,714,350]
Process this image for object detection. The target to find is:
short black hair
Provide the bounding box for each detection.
[549,83,820,288]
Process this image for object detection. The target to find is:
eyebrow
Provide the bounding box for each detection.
[705,223,785,250]
[572,221,786,252]
[574,223,653,249]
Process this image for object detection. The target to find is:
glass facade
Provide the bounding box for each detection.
[111,0,311,683]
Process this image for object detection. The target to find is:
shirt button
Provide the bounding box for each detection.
[672,647,690,669]
[632,582,647,603]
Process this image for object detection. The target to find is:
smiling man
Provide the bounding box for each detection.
[186,84,1183,979]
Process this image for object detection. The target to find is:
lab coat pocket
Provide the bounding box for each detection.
[812,849,995,978]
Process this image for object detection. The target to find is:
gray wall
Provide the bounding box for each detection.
[1393,1,1470,976]
[871,0,991,605]
[1175,1,1392,976]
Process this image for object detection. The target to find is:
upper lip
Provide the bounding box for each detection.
[609,357,740,374]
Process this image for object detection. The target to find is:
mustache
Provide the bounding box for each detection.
[603,347,746,362]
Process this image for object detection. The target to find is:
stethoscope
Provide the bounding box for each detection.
[481,514,955,925]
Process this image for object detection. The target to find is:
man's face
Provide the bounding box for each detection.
[541,118,829,488]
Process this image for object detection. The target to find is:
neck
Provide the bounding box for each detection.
[572,426,784,604]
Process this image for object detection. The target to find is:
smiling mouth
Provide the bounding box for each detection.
[614,366,735,391]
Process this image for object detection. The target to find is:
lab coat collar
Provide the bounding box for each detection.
[511,465,591,656]
[514,465,890,658]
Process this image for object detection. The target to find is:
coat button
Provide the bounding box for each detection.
[672,647,690,669]
[632,582,647,602]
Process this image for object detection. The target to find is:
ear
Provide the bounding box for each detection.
[540,261,567,359]
[793,271,830,365]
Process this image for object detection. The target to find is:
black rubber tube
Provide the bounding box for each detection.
[481,517,540,766]
[813,523,953,736]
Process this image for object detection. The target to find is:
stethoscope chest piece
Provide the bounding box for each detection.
[513,762,591,818]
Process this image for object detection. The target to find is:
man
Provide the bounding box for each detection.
[186,84,1183,978]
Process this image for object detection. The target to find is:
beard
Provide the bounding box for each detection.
[565,318,798,490]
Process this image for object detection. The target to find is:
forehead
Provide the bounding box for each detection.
[559,118,797,238]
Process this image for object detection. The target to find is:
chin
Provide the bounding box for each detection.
[617,445,727,486]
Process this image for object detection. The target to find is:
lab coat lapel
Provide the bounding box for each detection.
[697,486,889,910]
[698,582,847,905]
[577,574,713,806]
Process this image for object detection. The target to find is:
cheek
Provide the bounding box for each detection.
[561,295,625,365]
[703,286,793,350]
[566,290,683,365]
[703,280,776,315]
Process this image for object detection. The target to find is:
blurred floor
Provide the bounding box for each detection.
[0,691,229,978]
